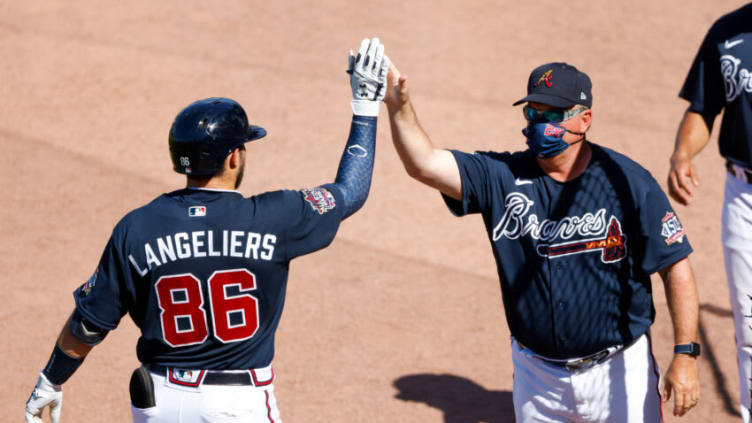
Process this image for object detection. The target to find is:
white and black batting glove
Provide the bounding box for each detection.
[25,373,63,423]
[348,37,389,116]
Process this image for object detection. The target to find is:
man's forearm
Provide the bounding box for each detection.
[659,257,699,344]
[387,101,440,179]
[58,316,95,359]
[672,109,714,161]
[41,315,94,385]
[333,112,377,219]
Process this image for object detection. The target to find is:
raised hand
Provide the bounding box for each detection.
[347,38,389,102]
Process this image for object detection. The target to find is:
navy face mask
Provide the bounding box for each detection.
[522,121,585,158]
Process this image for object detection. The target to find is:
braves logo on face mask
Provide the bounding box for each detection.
[544,124,565,137]
[523,122,570,158]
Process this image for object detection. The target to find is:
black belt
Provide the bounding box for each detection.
[727,161,752,184]
[546,347,620,371]
[145,364,273,387]
[518,337,639,372]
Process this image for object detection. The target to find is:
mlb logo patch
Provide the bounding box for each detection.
[189,206,206,217]
[661,211,686,245]
[168,368,206,387]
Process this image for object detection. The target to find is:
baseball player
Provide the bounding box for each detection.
[385,60,701,421]
[667,4,752,420]
[24,38,388,423]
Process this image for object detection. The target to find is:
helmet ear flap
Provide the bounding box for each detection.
[168,98,266,176]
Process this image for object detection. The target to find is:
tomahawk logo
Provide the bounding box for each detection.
[492,192,627,263]
[534,70,553,87]
[536,216,627,262]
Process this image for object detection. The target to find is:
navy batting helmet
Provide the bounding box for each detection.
[169,97,266,176]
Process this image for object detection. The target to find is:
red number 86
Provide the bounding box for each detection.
[154,269,260,347]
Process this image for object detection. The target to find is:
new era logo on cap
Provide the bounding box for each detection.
[189,206,206,217]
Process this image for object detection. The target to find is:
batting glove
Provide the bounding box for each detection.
[347,37,389,116]
[25,372,63,423]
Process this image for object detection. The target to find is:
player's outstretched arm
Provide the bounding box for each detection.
[333,38,388,219]
[384,61,462,201]
[25,310,104,423]
[657,257,700,417]
[667,109,714,206]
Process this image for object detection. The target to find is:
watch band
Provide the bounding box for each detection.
[674,342,701,357]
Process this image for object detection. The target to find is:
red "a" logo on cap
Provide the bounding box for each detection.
[534,70,553,87]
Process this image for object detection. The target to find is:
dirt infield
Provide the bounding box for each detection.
[1,1,747,421]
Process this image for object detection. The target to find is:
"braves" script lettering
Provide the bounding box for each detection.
[721,54,752,102]
[492,192,607,242]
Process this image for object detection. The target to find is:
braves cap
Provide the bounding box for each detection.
[513,62,592,108]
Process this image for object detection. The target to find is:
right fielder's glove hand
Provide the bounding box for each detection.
[347,38,389,102]
[25,373,63,423]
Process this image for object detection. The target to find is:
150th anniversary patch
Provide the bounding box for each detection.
[81,268,99,296]
[301,187,336,214]
[661,211,686,245]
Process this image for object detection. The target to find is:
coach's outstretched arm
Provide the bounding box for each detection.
[333,38,389,218]
[658,257,700,417]
[384,62,462,200]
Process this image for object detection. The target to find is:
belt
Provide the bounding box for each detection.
[145,363,274,387]
[517,338,638,372]
[727,161,752,184]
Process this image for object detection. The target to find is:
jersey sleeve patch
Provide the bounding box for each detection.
[661,212,686,245]
[301,187,336,214]
[80,269,99,296]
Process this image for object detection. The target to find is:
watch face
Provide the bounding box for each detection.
[691,342,701,356]
[675,343,700,356]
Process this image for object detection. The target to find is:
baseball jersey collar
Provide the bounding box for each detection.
[186,186,242,194]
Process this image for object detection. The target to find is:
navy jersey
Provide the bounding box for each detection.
[679,3,752,168]
[73,185,344,369]
[443,144,693,359]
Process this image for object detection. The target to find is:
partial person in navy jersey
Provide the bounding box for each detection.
[385,58,700,421]
[668,4,752,421]
[25,38,388,423]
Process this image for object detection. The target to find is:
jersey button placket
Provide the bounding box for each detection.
[552,261,567,346]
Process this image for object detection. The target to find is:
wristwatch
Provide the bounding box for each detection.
[674,342,701,357]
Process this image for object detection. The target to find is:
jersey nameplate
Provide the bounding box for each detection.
[128,230,277,276]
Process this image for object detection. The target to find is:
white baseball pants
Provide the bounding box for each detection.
[722,172,752,422]
[511,334,662,422]
[130,366,282,423]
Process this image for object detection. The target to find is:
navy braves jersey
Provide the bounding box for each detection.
[679,3,752,168]
[443,143,693,359]
[73,185,344,369]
